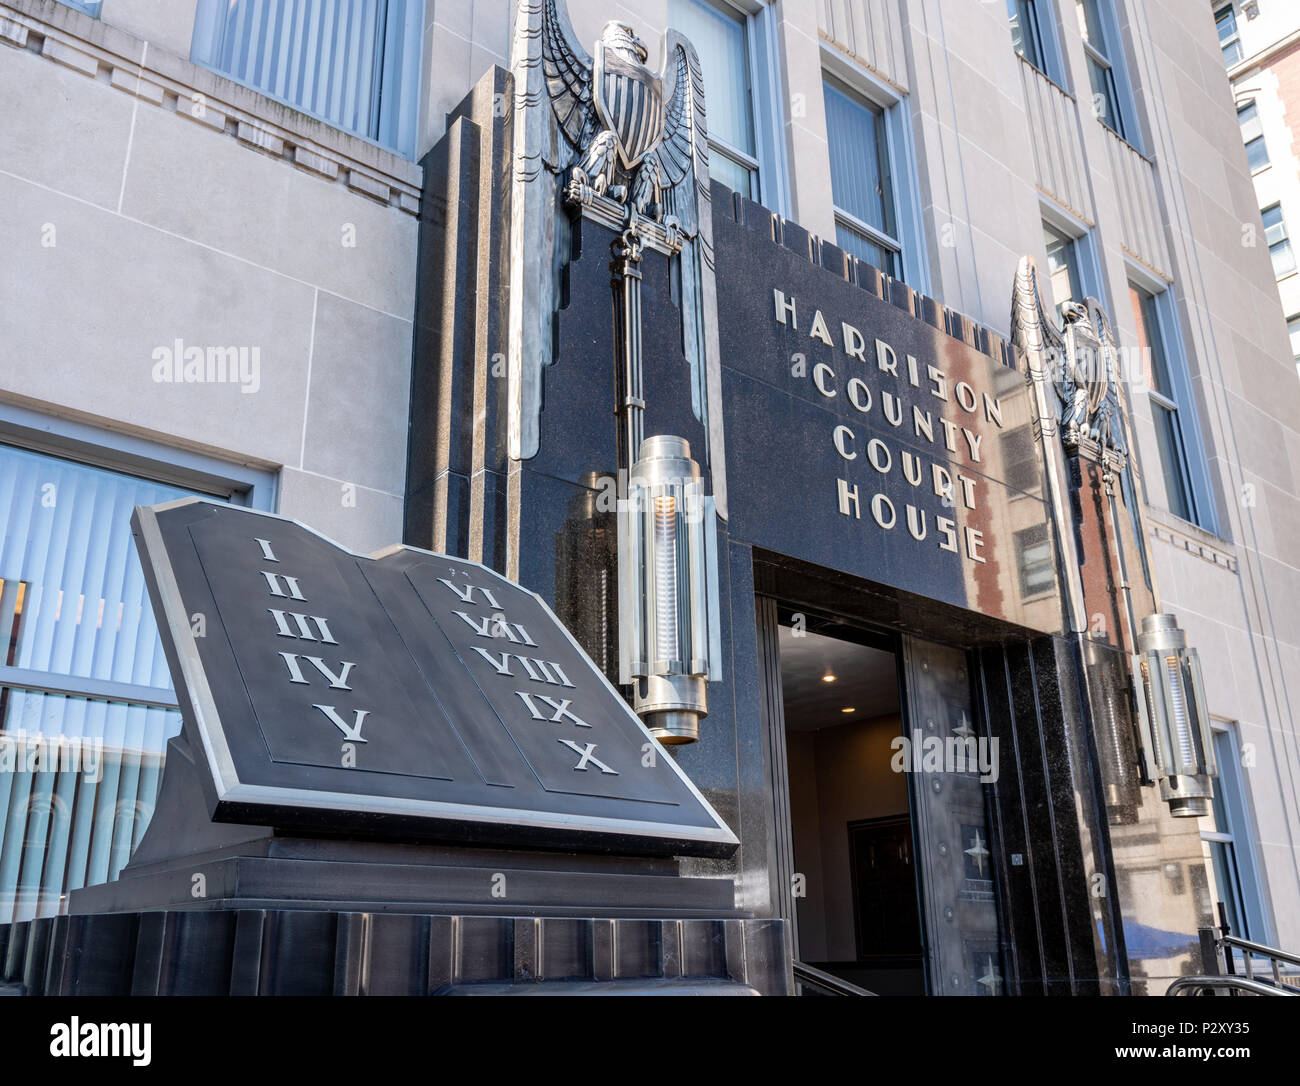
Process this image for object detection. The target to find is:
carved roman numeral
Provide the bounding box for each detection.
[558,739,618,775]
[455,611,537,646]
[262,571,307,601]
[516,691,590,728]
[438,578,502,610]
[269,610,338,644]
[314,704,370,743]
[280,653,356,690]
[471,647,574,687]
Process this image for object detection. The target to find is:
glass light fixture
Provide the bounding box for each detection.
[1132,613,1218,817]
[618,436,722,744]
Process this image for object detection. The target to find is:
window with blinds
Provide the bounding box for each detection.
[824,78,902,280]
[190,0,424,158]
[668,0,760,199]
[0,443,199,923]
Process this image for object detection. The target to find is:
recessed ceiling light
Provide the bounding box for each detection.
[822,668,836,683]
[841,707,856,714]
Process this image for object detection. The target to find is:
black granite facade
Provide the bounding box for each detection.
[392,67,1226,995]
[0,911,789,996]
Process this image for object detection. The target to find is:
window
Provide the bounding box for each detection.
[824,78,904,279]
[0,423,267,924]
[1007,0,1066,84]
[190,0,424,158]
[1008,0,1048,71]
[669,0,761,199]
[1201,726,1268,947]
[1262,204,1296,278]
[1129,283,1200,523]
[1288,315,1300,373]
[1238,100,1269,172]
[1216,5,1244,68]
[1004,424,1041,495]
[1043,222,1084,320]
[56,0,101,14]
[1015,524,1055,597]
[1075,0,1132,141]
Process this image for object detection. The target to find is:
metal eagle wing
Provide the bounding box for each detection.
[1010,256,1068,408]
[540,0,597,153]
[657,34,708,199]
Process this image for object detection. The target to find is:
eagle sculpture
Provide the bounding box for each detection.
[540,2,707,223]
[1010,256,1128,465]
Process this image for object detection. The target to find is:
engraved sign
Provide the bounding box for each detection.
[713,208,1064,635]
[131,499,737,856]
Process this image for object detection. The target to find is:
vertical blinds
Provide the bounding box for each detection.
[824,82,893,237]
[191,0,424,158]
[0,444,189,923]
[669,0,756,159]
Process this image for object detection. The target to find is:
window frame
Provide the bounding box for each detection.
[1237,99,1270,174]
[1262,203,1297,280]
[822,74,904,280]
[1074,0,1140,149]
[1125,262,1220,536]
[1202,722,1272,947]
[669,0,791,216]
[1040,206,1107,317]
[1216,4,1244,69]
[0,405,277,709]
[190,0,425,159]
[1007,0,1070,89]
[822,46,931,293]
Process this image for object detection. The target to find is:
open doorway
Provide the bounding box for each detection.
[778,618,927,995]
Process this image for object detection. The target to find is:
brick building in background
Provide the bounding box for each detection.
[1217,1,1300,374]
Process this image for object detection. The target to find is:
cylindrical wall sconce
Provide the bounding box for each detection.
[1132,613,1218,817]
[618,436,722,744]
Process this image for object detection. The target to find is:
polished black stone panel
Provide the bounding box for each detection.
[710,198,1061,636]
[405,69,513,563]
[0,912,790,996]
[397,68,1196,1001]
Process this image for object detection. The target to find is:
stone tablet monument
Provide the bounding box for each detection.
[0,501,785,996]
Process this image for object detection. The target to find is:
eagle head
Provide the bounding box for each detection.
[602,21,649,65]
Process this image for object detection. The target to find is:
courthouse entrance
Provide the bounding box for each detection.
[762,598,1006,997]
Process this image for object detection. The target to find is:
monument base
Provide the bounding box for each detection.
[0,911,790,996]
[66,732,742,919]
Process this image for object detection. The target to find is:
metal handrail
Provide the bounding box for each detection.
[1168,976,1298,997]
[792,961,876,997]
[1179,908,1300,996]
[1222,933,1300,970]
